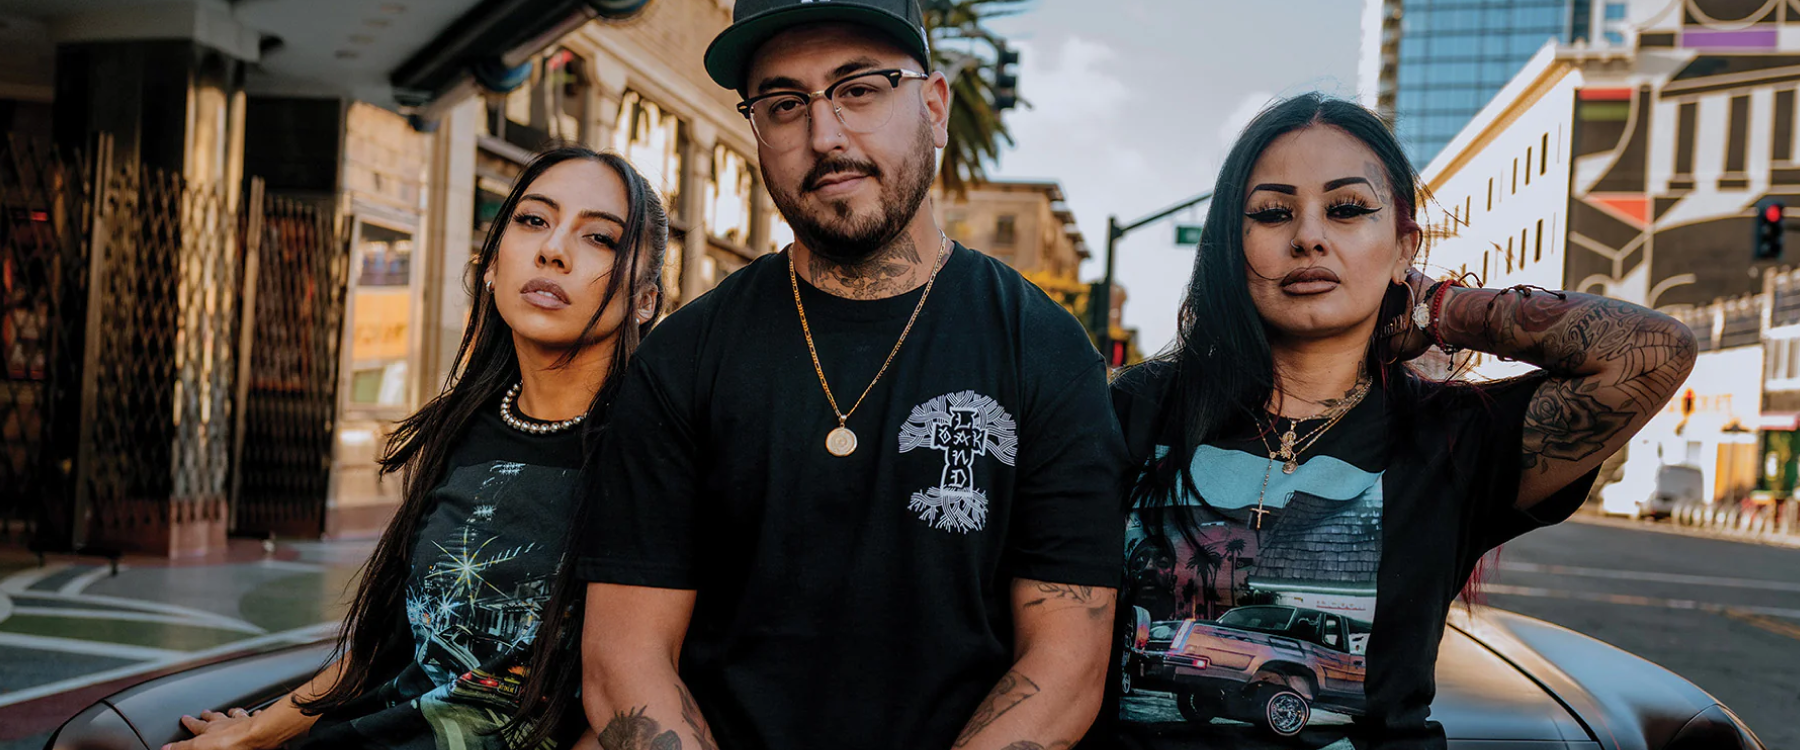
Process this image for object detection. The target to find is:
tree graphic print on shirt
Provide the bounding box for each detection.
[898,390,1018,533]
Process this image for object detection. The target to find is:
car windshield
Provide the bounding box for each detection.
[1216,606,1296,634]
[1149,622,1179,641]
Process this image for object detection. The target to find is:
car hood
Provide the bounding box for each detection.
[1448,607,1763,750]
[1431,618,1595,743]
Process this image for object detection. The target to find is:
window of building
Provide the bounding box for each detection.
[1487,178,1493,211]
[1483,251,1489,281]
[1675,101,1699,177]
[1727,94,1751,174]
[613,91,687,221]
[1464,196,1471,225]
[348,221,416,410]
[705,144,753,245]
[1520,228,1528,267]
[1540,132,1549,174]
[1512,157,1519,194]
[1605,2,1628,20]
[1535,218,1544,261]
[1775,89,1796,163]
[1506,236,1513,273]
[995,214,1017,246]
[1525,147,1532,185]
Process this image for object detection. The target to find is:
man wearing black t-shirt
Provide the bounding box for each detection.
[574,2,1129,749]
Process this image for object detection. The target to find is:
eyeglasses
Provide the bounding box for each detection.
[736,68,929,152]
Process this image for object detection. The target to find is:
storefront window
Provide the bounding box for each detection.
[613,91,686,220]
[348,222,414,409]
[706,145,753,245]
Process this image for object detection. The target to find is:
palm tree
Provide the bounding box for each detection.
[1223,537,1247,607]
[1184,544,1224,620]
[923,0,1029,195]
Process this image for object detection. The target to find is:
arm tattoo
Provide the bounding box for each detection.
[676,685,718,750]
[597,707,682,750]
[953,671,1042,748]
[1022,582,1110,620]
[1437,287,1697,477]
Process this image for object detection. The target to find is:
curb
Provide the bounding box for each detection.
[1570,512,1800,550]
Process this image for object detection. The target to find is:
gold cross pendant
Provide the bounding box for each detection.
[1248,505,1273,529]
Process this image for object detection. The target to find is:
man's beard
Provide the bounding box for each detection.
[767,124,936,265]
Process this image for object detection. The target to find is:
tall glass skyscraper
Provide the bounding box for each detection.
[1375,0,1605,166]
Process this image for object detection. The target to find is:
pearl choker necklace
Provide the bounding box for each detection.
[499,382,584,435]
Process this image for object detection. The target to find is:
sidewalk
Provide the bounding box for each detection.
[0,537,373,749]
[1569,509,1800,550]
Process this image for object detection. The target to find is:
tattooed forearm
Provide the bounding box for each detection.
[953,671,1042,748]
[675,686,718,750]
[1021,583,1109,620]
[596,707,681,750]
[1435,286,1697,485]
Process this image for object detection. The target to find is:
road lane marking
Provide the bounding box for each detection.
[6,591,264,634]
[0,621,336,708]
[0,632,184,661]
[1499,562,1800,593]
[0,565,68,595]
[8,607,265,633]
[1720,609,1800,642]
[57,565,125,596]
[1482,583,1800,620]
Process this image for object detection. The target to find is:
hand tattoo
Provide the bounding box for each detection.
[597,707,682,750]
[953,671,1041,748]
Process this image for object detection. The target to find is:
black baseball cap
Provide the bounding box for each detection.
[704,0,931,92]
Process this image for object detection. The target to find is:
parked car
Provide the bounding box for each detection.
[1602,463,1704,520]
[1119,608,1184,696]
[1109,605,1762,749]
[1134,604,1368,736]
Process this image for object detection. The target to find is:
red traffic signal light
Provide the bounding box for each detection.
[1755,197,1785,261]
[1109,340,1128,367]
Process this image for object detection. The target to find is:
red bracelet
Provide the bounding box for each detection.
[1428,279,1460,354]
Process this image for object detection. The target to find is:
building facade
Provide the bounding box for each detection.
[1413,0,1800,507]
[1363,0,1620,165]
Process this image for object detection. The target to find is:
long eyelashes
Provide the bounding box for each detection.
[1242,200,1384,224]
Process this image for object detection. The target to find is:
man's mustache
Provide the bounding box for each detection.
[803,156,881,192]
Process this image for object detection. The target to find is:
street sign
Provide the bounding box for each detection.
[1175,224,1204,245]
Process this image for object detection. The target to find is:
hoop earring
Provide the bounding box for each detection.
[485,279,494,293]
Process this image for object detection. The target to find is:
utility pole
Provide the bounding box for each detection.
[1092,190,1215,354]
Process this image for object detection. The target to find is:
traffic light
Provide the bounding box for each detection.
[1109,339,1128,368]
[1755,197,1785,261]
[994,45,1020,111]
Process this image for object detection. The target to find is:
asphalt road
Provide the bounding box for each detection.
[1488,517,1800,750]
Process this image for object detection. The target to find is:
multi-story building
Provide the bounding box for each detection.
[1361,0,1623,165]
[1410,0,1800,506]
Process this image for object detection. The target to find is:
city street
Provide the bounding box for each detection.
[1488,517,1800,750]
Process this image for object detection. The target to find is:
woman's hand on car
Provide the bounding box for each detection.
[162,708,270,750]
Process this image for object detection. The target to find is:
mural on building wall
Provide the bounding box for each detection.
[1567,1,1800,309]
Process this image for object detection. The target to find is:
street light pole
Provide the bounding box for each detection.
[1093,191,1215,355]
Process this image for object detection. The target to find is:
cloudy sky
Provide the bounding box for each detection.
[985,1,1365,354]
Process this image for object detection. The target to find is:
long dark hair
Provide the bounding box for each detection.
[298,147,669,735]
[1130,93,1429,527]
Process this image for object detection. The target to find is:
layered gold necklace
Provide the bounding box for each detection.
[788,232,949,457]
[1247,371,1372,529]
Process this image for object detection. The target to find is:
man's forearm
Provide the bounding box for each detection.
[582,658,717,750]
[951,583,1113,750]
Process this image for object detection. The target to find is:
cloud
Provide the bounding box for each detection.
[1217,91,1276,149]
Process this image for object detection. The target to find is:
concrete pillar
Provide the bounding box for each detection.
[420,98,482,396]
[683,120,717,305]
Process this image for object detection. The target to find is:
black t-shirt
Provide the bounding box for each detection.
[576,244,1129,750]
[1101,361,1596,750]
[302,405,585,750]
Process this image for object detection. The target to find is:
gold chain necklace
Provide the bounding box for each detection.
[788,233,948,457]
[1246,372,1371,529]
